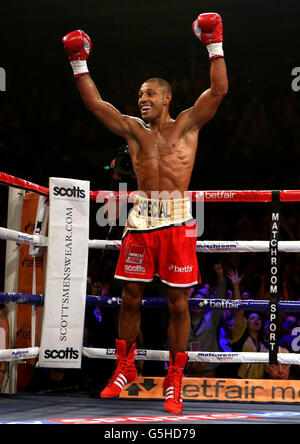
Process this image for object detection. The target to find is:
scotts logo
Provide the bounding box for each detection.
[53,186,85,199]
[44,347,79,360]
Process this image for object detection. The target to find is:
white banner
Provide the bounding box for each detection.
[38,178,90,368]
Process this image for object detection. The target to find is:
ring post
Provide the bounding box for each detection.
[3,187,25,394]
[38,178,90,369]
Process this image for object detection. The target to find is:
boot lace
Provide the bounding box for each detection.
[171,367,183,402]
[106,354,127,387]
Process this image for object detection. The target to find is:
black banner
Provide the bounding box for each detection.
[269,191,281,364]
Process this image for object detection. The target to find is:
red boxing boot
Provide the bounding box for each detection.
[163,352,173,392]
[164,352,188,414]
[100,339,138,398]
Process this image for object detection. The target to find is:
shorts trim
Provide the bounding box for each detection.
[160,278,199,288]
[114,274,153,283]
[114,274,198,288]
[122,217,195,240]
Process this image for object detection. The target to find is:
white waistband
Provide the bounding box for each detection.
[124,195,193,232]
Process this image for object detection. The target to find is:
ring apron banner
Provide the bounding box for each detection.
[38,178,90,368]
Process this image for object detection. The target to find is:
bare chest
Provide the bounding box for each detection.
[134,127,194,162]
[128,126,198,191]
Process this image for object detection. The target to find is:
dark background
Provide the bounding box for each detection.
[0,0,299,191]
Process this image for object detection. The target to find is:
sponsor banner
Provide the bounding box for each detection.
[38,178,90,368]
[119,377,300,403]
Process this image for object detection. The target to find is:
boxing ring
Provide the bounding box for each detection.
[1,171,300,424]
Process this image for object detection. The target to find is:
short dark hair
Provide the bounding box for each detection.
[144,77,172,95]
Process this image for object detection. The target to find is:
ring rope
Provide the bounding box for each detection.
[82,348,300,365]
[1,172,300,371]
[89,239,300,253]
[0,292,44,306]
[0,227,48,247]
[2,292,300,313]
[1,346,299,365]
[2,226,300,253]
[1,171,300,202]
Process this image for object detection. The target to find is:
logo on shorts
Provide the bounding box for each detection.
[124,264,146,273]
[168,264,194,273]
[124,244,146,265]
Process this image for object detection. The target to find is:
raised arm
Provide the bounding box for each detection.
[62,30,132,138]
[191,56,228,128]
[180,13,228,131]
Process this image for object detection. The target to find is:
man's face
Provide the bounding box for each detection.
[265,363,291,380]
[138,81,169,122]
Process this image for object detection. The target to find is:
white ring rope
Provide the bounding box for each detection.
[0,227,48,247]
[1,226,300,253]
[83,348,300,366]
[0,347,299,365]
[89,239,300,253]
[0,347,40,362]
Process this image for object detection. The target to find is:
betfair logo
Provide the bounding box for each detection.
[0,68,6,92]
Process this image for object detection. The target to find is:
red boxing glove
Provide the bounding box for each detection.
[62,30,92,78]
[192,13,224,60]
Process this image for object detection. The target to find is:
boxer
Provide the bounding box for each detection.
[62,12,228,414]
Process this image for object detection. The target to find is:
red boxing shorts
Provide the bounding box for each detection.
[114,194,200,287]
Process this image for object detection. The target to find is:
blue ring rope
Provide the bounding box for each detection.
[1,292,300,312]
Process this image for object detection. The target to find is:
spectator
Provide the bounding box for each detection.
[232,311,268,379]
[219,311,234,352]
[216,311,238,378]
[227,268,245,300]
[227,268,269,378]
[278,315,300,353]
[185,264,227,378]
[264,347,291,380]
[219,268,244,355]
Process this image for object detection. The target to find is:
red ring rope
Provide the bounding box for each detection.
[1,172,300,202]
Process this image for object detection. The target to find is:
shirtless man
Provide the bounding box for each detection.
[62,12,228,414]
